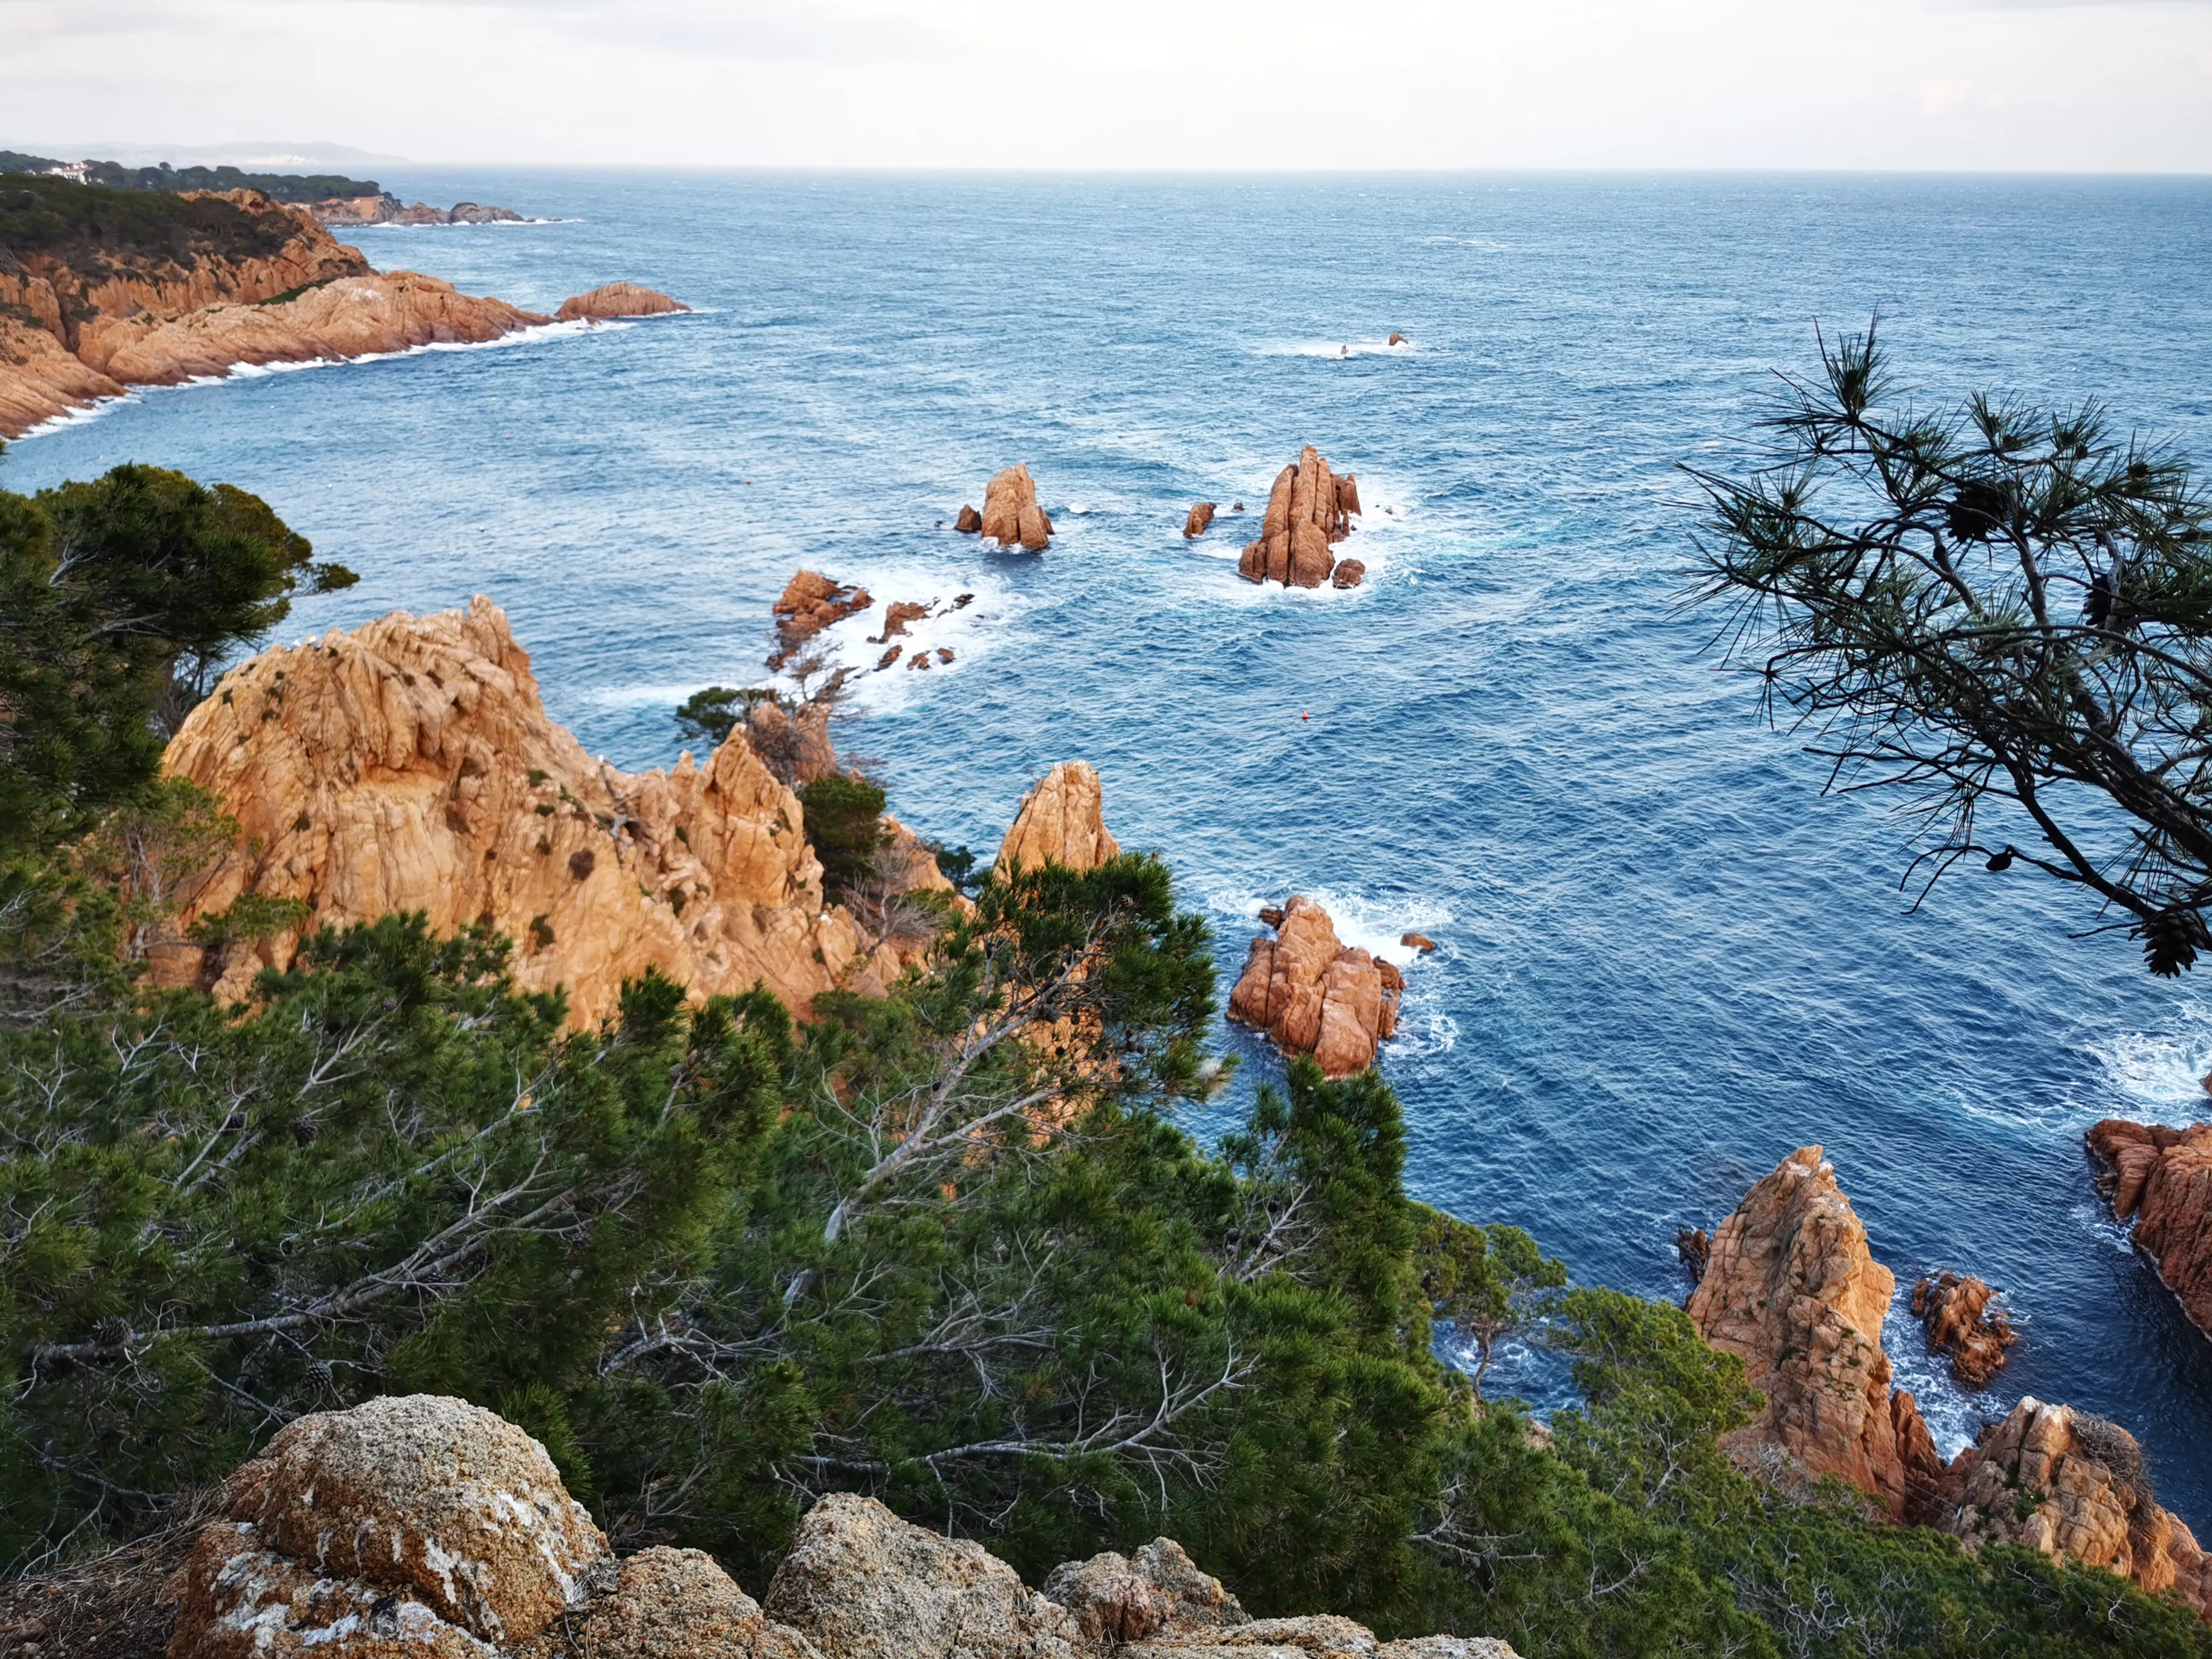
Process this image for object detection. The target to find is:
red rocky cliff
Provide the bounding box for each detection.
[2088,1118,2212,1335]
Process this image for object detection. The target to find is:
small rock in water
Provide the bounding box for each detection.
[1184,501,1216,538]
[954,504,982,534]
[1401,932,1436,951]
[907,652,931,670]
[936,647,955,664]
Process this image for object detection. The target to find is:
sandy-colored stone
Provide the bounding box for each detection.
[169,1531,493,1659]
[980,464,1048,549]
[554,283,689,322]
[1227,897,1400,1077]
[159,597,879,1028]
[2088,1118,2212,1335]
[1685,1147,1931,1518]
[515,1548,821,1659]
[72,272,549,386]
[769,570,872,668]
[1238,449,1359,588]
[1043,1538,1248,1645]
[1127,1618,1518,1658]
[1184,503,1216,538]
[0,315,124,434]
[172,1395,611,1656]
[1911,1272,2015,1387]
[763,1493,1080,1659]
[1942,1397,2211,1618]
[956,504,983,533]
[996,761,1121,874]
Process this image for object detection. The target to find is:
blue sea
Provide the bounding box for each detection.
[9,170,2212,1525]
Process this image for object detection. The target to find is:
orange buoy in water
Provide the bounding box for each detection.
[1301,712,1310,720]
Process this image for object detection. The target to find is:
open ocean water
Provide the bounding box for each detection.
[8,170,2212,1524]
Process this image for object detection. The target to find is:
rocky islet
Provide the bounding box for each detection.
[1226,896,1404,1078]
[1237,447,1362,589]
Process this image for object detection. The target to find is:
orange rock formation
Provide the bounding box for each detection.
[980,464,1052,551]
[1941,1398,2211,1618]
[554,282,690,322]
[770,570,873,668]
[1227,896,1402,1078]
[996,762,1121,873]
[1911,1272,2016,1387]
[1184,502,1215,538]
[1686,1147,1942,1520]
[2088,1118,2212,1335]
[1238,447,1362,588]
[158,597,938,1028]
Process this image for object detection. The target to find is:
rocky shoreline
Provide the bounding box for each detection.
[0,182,684,437]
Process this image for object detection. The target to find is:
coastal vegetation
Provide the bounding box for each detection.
[0,151,381,204]
[1691,324,2212,975]
[2,462,2210,1655]
[0,175,301,273]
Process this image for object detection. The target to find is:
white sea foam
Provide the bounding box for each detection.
[2085,1000,2212,1110]
[1882,1292,1990,1461]
[1259,337,1426,359]
[762,558,1025,717]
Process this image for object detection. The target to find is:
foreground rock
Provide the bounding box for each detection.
[2088,1118,2212,1334]
[1685,1147,1941,1519]
[158,1395,1518,1658]
[980,464,1053,551]
[159,597,900,1028]
[771,570,873,668]
[555,282,691,322]
[1238,448,1361,588]
[1227,897,1402,1078]
[1941,1398,2211,1618]
[1911,1272,2015,1386]
[996,762,1121,873]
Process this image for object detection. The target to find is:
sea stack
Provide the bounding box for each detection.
[996,761,1119,873]
[1237,447,1361,588]
[2086,1118,2212,1334]
[1227,896,1403,1077]
[980,463,1052,551]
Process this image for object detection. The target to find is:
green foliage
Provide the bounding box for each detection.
[0,175,300,271]
[926,839,982,894]
[0,467,350,855]
[675,685,754,748]
[0,154,380,202]
[798,773,888,897]
[1412,1210,1567,1398]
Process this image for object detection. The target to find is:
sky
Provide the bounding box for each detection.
[5,0,2211,172]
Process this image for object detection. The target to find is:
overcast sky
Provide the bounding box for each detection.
[5,0,2211,172]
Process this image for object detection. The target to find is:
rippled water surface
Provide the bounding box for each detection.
[10,170,2212,1522]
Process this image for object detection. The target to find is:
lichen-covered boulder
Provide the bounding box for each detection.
[763,1493,1081,1659]
[1043,1538,1247,1644]
[517,1548,821,1659]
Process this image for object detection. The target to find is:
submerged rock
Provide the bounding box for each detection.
[554,282,690,321]
[1237,448,1361,589]
[1227,896,1401,1078]
[2087,1118,2212,1335]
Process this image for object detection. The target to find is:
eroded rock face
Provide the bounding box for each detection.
[1044,1539,1248,1645]
[515,1548,821,1659]
[1942,1398,2211,1619]
[0,315,124,434]
[997,762,1121,874]
[2088,1118,2212,1335]
[1911,1272,2015,1387]
[72,272,550,387]
[1684,1147,1936,1518]
[1225,897,1401,1078]
[1237,449,1361,589]
[764,1493,1080,1659]
[170,1395,612,1659]
[771,571,873,668]
[555,283,690,322]
[159,597,875,1028]
[980,464,1052,550]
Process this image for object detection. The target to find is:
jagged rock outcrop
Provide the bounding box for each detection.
[955,504,984,533]
[0,315,124,433]
[870,601,928,644]
[158,1395,1520,1657]
[980,464,1052,551]
[170,1395,615,1658]
[1684,1147,1941,1519]
[996,762,1121,874]
[1184,503,1215,539]
[310,195,526,227]
[1226,897,1402,1078]
[1940,1398,2211,1619]
[555,283,690,322]
[158,597,900,1028]
[1237,449,1361,589]
[770,571,873,669]
[2088,1118,2212,1335]
[450,203,526,225]
[1911,1272,2015,1386]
